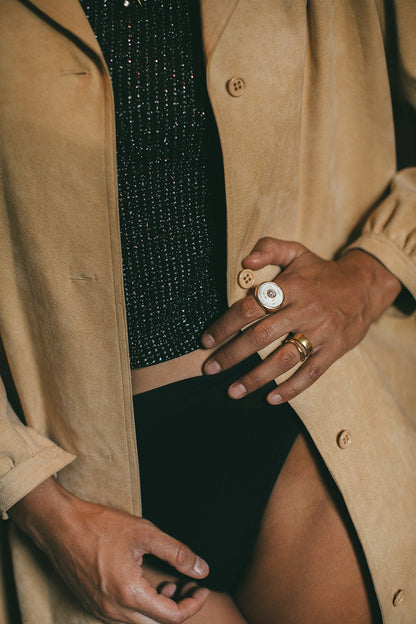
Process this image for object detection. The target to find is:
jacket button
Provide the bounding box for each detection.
[237,269,255,289]
[393,590,405,607]
[227,77,246,97]
[337,430,352,449]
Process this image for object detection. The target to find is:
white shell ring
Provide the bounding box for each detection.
[254,281,284,313]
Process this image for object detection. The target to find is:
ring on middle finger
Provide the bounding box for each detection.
[291,332,313,359]
[254,281,285,313]
[283,336,307,362]
[282,331,313,362]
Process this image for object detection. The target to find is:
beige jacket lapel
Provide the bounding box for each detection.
[199,0,240,61]
[26,0,240,64]
[24,0,101,56]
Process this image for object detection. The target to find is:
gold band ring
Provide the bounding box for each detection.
[283,332,313,362]
[284,337,307,362]
[254,281,285,313]
[292,332,313,358]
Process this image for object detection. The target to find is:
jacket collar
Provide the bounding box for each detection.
[24,0,240,63]
[24,0,102,57]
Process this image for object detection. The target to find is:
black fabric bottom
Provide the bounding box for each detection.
[133,354,301,592]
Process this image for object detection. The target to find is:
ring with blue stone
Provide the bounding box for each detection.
[254,281,285,313]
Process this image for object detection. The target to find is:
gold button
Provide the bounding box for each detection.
[393,590,405,607]
[237,269,255,289]
[226,77,246,97]
[337,430,352,449]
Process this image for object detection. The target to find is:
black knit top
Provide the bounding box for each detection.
[80,0,227,367]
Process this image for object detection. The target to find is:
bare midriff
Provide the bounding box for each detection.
[130,347,216,395]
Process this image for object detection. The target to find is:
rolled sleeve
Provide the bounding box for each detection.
[0,384,75,519]
[345,168,416,298]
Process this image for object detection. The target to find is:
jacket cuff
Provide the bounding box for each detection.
[0,445,75,519]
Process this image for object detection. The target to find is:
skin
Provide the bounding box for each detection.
[234,430,382,624]
[9,478,210,624]
[137,430,382,624]
[201,239,401,404]
[9,240,401,623]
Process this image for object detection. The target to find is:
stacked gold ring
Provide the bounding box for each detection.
[283,332,313,362]
[292,332,313,358]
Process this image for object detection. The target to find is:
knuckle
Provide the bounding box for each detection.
[139,519,156,548]
[220,349,237,367]
[307,364,322,382]
[280,346,299,369]
[305,298,324,319]
[294,241,307,254]
[170,612,184,624]
[246,371,263,391]
[213,316,228,340]
[175,542,191,569]
[284,379,304,402]
[332,334,347,355]
[258,236,275,248]
[239,296,261,322]
[175,610,188,624]
[140,518,155,530]
[316,315,331,333]
[290,272,308,290]
[250,321,275,347]
[300,298,316,317]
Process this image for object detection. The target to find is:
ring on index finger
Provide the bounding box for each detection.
[254,281,285,313]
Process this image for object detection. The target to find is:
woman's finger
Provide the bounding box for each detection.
[125,584,211,624]
[202,293,267,349]
[158,582,179,599]
[140,521,209,581]
[266,348,333,405]
[203,310,295,374]
[243,237,308,271]
[202,240,309,350]
[227,340,307,399]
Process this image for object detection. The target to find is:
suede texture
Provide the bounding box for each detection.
[0,1,415,622]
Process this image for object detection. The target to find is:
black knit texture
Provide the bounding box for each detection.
[81,0,227,366]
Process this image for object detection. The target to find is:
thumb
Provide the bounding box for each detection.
[145,524,209,580]
[243,237,307,270]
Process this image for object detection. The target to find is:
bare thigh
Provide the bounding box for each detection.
[141,563,248,624]
[234,431,381,624]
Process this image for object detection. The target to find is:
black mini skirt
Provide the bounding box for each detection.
[133,354,301,592]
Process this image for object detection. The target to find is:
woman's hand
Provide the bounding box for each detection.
[202,238,401,405]
[9,478,210,624]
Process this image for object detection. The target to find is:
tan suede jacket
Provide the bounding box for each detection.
[0,1,415,622]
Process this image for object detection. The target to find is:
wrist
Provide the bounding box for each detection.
[339,249,402,320]
[8,477,76,551]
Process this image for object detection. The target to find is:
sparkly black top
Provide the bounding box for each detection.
[80,0,227,367]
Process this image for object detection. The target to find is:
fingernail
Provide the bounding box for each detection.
[228,382,247,398]
[193,557,209,577]
[204,360,221,374]
[249,251,262,259]
[268,393,282,405]
[202,332,215,347]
